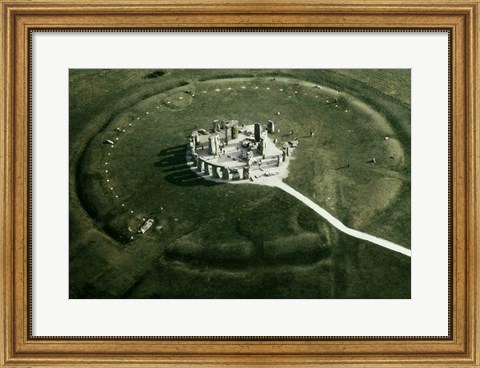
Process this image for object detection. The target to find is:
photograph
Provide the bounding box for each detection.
[3,0,478,364]
[69,69,411,299]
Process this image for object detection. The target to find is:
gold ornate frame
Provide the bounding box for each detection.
[1,0,478,366]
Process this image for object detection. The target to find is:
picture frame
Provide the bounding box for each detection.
[1,0,478,366]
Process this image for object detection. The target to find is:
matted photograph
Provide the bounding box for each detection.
[69,69,411,299]
[3,0,479,363]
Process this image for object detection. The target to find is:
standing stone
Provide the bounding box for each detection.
[231,125,238,139]
[258,137,267,155]
[246,151,254,166]
[222,167,230,180]
[254,123,261,142]
[243,167,250,180]
[267,120,275,133]
[208,134,219,155]
[282,150,286,162]
[224,123,229,145]
[212,166,219,178]
[277,155,281,167]
[191,131,199,145]
[204,163,211,175]
[212,119,221,132]
[197,159,204,171]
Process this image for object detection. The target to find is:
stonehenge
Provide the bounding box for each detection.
[187,120,291,183]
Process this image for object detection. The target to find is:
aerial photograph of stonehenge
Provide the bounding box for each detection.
[69,69,411,299]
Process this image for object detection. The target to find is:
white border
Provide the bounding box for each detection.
[32,32,449,337]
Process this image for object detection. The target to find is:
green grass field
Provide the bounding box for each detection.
[69,69,411,299]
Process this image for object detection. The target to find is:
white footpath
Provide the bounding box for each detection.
[274,181,412,257]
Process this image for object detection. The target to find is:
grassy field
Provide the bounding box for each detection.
[69,69,411,299]
[334,69,411,106]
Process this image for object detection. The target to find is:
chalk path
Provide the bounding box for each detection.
[274,181,412,257]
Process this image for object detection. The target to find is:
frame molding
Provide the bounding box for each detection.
[1,1,478,366]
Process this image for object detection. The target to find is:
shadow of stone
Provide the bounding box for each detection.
[156,145,221,187]
[335,164,350,170]
[157,145,186,157]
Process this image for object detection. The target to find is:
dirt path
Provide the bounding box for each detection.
[274,181,412,257]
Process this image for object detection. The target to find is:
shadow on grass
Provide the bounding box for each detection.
[155,144,221,187]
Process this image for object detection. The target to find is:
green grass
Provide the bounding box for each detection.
[69,69,411,299]
[334,69,411,106]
